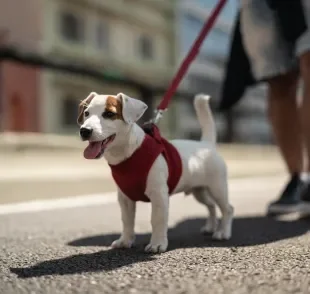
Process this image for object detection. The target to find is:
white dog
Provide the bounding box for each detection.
[77,92,234,253]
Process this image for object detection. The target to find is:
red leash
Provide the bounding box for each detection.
[153,0,228,123]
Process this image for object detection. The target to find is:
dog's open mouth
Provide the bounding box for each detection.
[83,134,116,159]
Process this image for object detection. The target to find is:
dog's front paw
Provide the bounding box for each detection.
[111,236,135,249]
[145,237,168,253]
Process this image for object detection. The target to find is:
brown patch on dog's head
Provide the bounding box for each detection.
[77,92,96,125]
[104,95,124,121]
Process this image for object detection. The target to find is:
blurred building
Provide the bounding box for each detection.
[165,0,238,140]
[166,0,272,144]
[0,0,177,133]
[0,0,273,144]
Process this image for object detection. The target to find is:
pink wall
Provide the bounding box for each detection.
[0,0,43,132]
[1,61,40,132]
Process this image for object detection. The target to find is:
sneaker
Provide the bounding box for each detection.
[267,173,305,216]
[299,182,310,214]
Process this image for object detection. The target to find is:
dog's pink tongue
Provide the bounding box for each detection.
[84,142,102,159]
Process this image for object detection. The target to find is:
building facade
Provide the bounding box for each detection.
[0,0,177,133]
[41,0,177,134]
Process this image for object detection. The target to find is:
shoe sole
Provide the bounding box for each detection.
[267,203,301,215]
[298,201,310,214]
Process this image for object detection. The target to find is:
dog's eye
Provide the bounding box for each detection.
[102,111,116,119]
[84,111,89,117]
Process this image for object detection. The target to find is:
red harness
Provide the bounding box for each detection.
[109,125,182,202]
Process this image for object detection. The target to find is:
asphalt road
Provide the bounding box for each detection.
[1,175,310,294]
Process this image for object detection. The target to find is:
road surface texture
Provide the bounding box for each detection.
[1,175,310,294]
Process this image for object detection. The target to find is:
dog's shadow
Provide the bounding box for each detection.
[10,215,310,279]
[67,215,310,249]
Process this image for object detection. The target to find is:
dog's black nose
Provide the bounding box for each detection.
[80,127,93,140]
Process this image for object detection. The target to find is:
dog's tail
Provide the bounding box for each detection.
[194,94,216,144]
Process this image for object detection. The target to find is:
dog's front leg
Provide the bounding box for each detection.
[144,187,169,253]
[111,190,136,249]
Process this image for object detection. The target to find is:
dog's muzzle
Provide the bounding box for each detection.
[80,127,93,141]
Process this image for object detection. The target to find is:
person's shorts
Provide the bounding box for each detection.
[240,0,310,81]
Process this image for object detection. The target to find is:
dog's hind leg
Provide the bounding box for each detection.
[192,187,218,234]
[207,179,234,240]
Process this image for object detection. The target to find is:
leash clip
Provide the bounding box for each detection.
[152,109,166,124]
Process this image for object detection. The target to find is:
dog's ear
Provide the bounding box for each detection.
[77,92,97,125]
[117,93,148,124]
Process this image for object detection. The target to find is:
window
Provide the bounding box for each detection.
[60,12,84,43]
[204,29,230,57]
[196,0,238,22]
[62,95,79,127]
[95,22,109,50]
[181,14,203,51]
[185,14,203,30]
[138,34,154,60]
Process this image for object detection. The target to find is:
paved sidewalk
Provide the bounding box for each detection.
[0,132,284,177]
[0,144,285,180]
[0,132,287,204]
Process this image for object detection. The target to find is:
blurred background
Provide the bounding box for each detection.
[0,0,284,204]
[0,0,271,143]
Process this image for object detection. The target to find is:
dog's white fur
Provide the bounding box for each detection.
[79,92,234,253]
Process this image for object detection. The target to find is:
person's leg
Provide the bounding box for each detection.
[298,51,310,210]
[268,72,303,174]
[299,52,310,172]
[266,72,305,215]
[240,0,306,215]
[294,0,310,211]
